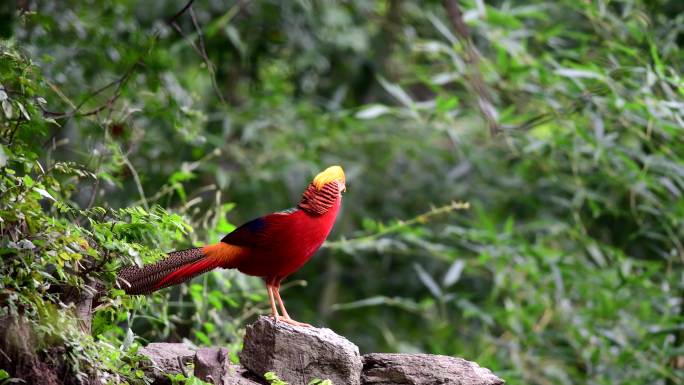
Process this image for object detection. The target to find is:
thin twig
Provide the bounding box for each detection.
[41,62,140,120]
[85,156,103,206]
[190,7,208,59]
[171,5,227,104]
[190,6,226,103]
[120,149,149,210]
[167,0,196,24]
[442,0,500,136]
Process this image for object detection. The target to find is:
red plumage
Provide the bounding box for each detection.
[225,198,341,279]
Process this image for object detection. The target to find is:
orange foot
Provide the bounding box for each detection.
[272,315,312,328]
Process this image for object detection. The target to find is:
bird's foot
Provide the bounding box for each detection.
[277,317,312,328]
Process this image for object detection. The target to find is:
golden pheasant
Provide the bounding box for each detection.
[118,165,346,327]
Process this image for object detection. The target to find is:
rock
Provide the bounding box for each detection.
[194,347,263,385]
[135,320,503,385]
[139,342,195,384]
[222,364,266,385]
[362,353,504,385]
[195,347,229,384]
[240,316,363,385]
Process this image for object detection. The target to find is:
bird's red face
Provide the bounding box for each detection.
[331,179,346,195]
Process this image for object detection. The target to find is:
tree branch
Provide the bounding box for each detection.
[169,3,227,104]
[167,0,196,25]
[442,0,500,136]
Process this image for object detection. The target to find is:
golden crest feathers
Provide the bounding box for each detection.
[312,165,345,190]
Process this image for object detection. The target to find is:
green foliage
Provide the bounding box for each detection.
[0,44,190,383]
[167,373,212,385]
[264,372,288,385]
[308,379,333,385]
[0,370,11,385]
[263,372,334,385]
[1,1,683,385]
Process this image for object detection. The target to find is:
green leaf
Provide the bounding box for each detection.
[34,187,55,201]
[16,102,30,121]
[308,379,333,385]
[442,260,465,287]
[435,96,459,114]
[195,330,210,345]
[355,105,390,119]
[0,145,7,167]
[377,76,414,109]
[264,372,288,385]
[413,263,442,298]
[554,68,605,80]
[169,170,195,184]
[2,99,12,119]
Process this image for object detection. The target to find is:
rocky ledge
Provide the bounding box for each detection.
[140,316,504,385]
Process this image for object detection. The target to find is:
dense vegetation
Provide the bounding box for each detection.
[1,0,683,384]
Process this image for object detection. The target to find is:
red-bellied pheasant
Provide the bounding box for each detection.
[117,165,346,327]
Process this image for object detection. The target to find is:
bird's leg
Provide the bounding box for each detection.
[273,283,311,328]
[266,283,280,323]
[273,284,291,319]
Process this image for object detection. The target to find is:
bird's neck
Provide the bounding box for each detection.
[297,183,340,216]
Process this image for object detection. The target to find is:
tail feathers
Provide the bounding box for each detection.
[118,243,243,295]
[152,256,221,291]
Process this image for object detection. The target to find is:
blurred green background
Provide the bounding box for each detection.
[1,0,683,384]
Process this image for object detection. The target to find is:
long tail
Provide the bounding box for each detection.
[117,243,241,295]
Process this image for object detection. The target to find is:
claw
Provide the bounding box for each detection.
[279,317,312,328]
[267,281,312,327]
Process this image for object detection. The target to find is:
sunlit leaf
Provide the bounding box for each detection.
[442,260,465,287]
[355,104,391,119]
[413,263,442,298]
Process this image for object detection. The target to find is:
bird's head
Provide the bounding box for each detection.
[298,165,346,215]
[313,165,346,193]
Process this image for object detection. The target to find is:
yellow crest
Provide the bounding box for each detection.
[312,165,346,190]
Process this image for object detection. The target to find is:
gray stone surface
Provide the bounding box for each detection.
[195,347,229,384]
[222,364,266,385]
[195,347,263,385]
[362,353,504,385]
[139,342,195,384]
[136,320,504,385]
[240,316,363,385]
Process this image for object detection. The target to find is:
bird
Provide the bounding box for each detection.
[117,165,346,327]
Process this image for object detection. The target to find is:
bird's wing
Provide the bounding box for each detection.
[220,209,298,247]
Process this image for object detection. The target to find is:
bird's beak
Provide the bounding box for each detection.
[339,181,347,193]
